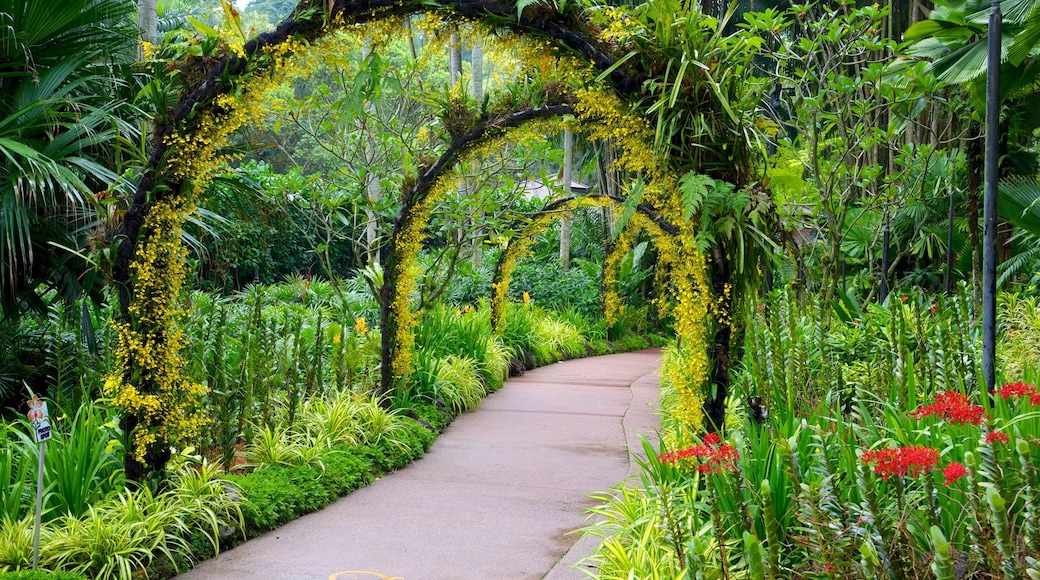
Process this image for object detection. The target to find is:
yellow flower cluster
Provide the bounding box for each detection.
[108,198,208,461]
[593,7,639,44]
[574,87,658,177]
[601,214,635,326]
[656,233,712,434]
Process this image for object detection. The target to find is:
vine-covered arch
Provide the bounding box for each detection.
[111,0,725,479]
[488,193,679,333]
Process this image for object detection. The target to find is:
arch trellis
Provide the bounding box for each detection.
[488,192,680,333]
[110,0,732,479]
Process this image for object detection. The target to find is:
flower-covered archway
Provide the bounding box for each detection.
[112,0,726,480]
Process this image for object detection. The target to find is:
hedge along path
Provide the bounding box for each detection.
[109,0,718,480]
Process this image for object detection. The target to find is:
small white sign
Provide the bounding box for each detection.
[26,396,52,443]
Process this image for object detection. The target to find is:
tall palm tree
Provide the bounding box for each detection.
[0,0,140,319]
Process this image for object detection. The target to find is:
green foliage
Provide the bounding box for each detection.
[416,303,507,388]
[0,571,88,580]
[998,293,1040,382]
[405,402,450,433]
[508,259,601,317]
[0,0,142,320]
[433,355,486,414]
[38,403,123,520]
[587,289,1040,576]
[225,464,330,533]
[678,173,746,252]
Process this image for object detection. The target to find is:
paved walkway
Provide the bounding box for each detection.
[178,349,662,580]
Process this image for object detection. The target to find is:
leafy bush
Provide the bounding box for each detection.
[0,571,88,579]
[509,259,601,317]
[404,402,450,432]
[44,486,194,580]
[0,517,34,573]
[415,303,509,389]
[434,355,486,414]
[532,314,586,364]
[501,302,538,363]
[225,464,330,534]
[317,448,373,497]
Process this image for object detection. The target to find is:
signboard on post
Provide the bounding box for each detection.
[27,395,51,443]
[27,394,50,570]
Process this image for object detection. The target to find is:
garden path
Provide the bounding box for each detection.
[177,348,662,580]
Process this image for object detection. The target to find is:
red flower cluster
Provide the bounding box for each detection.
[861,445,940,481]
[910,391,986,425]
[985,431,1009,445]
[659,433,740,473]
[998,381,1040,405]
[942,462,969,486]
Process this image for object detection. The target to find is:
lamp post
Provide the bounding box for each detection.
[982,0,1001,393]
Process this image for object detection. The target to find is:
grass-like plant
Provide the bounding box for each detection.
[435,355,486,414]
[0,426,31,521]
[44,487,189,580]
[0,516,35,573]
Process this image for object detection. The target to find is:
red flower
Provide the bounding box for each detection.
[985,431,1009,445]
[1031,393,1040,407]
[942,462,969,486]
[998,381,1037,400]
[659,433,739,473]
[910,391,986,425]
[900,295,908,303]
[862,445,940,481]
[659,445,710,465]
[698,443,740,473]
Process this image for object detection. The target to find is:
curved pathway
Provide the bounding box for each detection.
[178,349,662,580]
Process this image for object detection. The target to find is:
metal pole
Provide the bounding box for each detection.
[881,210,890,303]
[32,441,44,570]
[983,0,1001,393]
[945,182,956,296]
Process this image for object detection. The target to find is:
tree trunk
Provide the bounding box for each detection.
[138,0,157,45]
[449,32,462,87]
[559,128,573,272]
[470,40,484,270]
[362,41,381,265]
[705,242,731,434]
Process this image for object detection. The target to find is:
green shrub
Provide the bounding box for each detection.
[396,419,435,457]
[435,355,486,414]
[406,402,450,432]
[509,260,601,317]
[614,334,650,352]
[0,571,88,579]
[532,315,585,363]
[502,302,538,362]
[316,448,372,497]
[0,516,34,573]
[225,464,329,534]
[352,444,394,474]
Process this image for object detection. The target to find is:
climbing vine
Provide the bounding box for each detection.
[104,197,206,475]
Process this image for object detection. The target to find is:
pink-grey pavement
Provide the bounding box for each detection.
[177,349,662,580]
